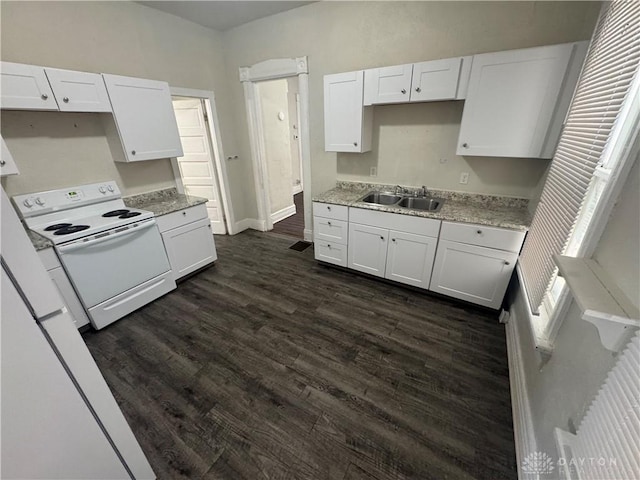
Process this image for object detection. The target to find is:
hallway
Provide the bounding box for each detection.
[270,192,304,239]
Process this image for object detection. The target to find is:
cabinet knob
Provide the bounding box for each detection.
[392,238,396,242]
[327,221,332,226]
[0,159,5,166]
[327,206,331,211]
[63,97,69,103]
[504,261,511,266]
[401,89,407,94]
[182,211,187,216]
[415,87,421,93]
[327,244,331,248]
[353,142,358,147]
[131,150,136,155]
[41,94,48,100]
[476,230,482,234]
[380,236,384,241]
[462,143,469,148]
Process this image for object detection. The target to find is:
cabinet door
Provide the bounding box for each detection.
[429,239,517,309]
[363,64,413,105]
[324,71,372,153]
[102,74,183,162]
[348,223,388,278]
[0,61,58,110]
[0,135,19,176]
[44,68,111,113]
[410,58,462,102]
[457,43,575,158]
[385,231,437,289]
[162,217,217,281]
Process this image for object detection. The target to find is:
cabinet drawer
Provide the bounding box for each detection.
[313,202,348,221]
[156,203,208,233]
[314,239,347,267]
[349,208,440,237]
[439,221,526,253]
[313,217,348,245]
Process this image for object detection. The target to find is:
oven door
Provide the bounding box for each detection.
[57,219,171,308]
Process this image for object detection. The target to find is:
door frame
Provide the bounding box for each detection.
[240,56,312,241]
[169,86,236,234]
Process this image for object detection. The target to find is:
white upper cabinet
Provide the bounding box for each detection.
[410,58,462,102]
[44,68,111,113]
[457,41,588,158]
[102,74,183,162]
[0,135,20,177]
[364,64,413,105]
[363,57,470,105]
[324,71,372,153]
[0,62,58,110]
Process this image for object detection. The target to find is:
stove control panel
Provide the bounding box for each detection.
[12,181,122,218]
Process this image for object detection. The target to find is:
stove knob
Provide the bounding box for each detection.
[34,197,45,206]
[99,186,107,194]
[23,198,34,208]
[107,185,114,192]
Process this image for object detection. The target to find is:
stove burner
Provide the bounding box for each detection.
[103,209,130,217]
[45,223,72,231]
[119,211,142,219]
[53,225,90,236]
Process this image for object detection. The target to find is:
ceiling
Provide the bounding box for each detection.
[138,1,314,32]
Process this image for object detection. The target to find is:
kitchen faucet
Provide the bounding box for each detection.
[420,185,428,197]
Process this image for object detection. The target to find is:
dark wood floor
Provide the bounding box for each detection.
[271,192,304,239]
[84,230,516,480]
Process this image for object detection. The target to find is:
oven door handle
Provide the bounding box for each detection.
[58,219,157,254]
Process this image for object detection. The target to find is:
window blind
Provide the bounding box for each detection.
[519,0,640,314]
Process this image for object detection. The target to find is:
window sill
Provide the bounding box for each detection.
[554,255,640,351]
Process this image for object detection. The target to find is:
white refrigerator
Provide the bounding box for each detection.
[1,186,155,479]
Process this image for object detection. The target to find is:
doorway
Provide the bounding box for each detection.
[255,77,304,238]
[240,56,312,241]
[170,88,234,234]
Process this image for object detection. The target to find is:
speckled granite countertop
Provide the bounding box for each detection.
[124,188,208,216]
[313,182,531,231]
[28,229,53,251]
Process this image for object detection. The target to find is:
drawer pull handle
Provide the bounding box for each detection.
[476,230,482,234]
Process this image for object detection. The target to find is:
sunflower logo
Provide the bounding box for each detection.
[522,451,555,475]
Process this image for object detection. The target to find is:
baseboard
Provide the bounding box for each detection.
[506,308,538,480]
[293,185,303,195]
[303,228,313,242]
[271,204,296,224]
[233,218,265,234]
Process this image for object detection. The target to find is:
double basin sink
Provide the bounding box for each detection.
[358,191,444,212]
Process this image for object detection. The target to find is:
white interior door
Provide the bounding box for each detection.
[172,98,227,234]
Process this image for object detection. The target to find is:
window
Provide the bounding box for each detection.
[518,1,640,344]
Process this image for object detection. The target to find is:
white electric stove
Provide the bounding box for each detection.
[13,181,176,329]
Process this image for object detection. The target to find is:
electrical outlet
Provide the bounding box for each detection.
[459,172,469,184]
[370,166,377,177]
[439,158,447,164]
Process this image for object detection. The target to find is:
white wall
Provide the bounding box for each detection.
[257,79,295,215]
[221,1,600,203]
[0,1,249,219]
[510,156,639,460]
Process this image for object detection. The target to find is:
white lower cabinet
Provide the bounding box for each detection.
[315,240,348,267]
[385,230,437,288]
[38,248,91,329]
[348,223,389,277]
[429,240,517,309]
[313,202,349,267]
[157,204,217,281]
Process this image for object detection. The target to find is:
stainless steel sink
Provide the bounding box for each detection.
[360,192,403,205]
[397,196,444,212]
